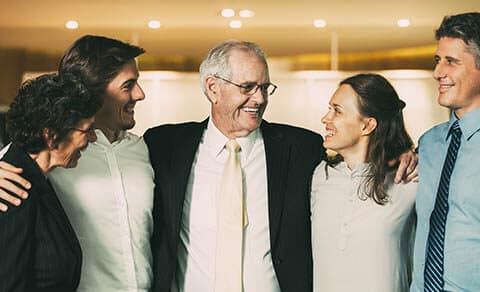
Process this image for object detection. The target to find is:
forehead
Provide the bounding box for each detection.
[331,84,359,104]
[108,60,139,87]
[436,37,470,56]
[227,49,268,81]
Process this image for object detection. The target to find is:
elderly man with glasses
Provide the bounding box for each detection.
[144,40,322,292]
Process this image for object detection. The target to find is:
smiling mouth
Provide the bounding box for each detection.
[325,128,336,138]
[439,83,454,93]
[242,107,260,114]
[124,102,136,114]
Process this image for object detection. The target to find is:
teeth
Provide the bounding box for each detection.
[243,107,259,113]
[325,129,335,137]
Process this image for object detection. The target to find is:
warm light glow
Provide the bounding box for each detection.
[141,71,183,80]
[221,8,235,18]
[148,20,161,29]
[293,70,344,79]
[65,20,78,29]
[397,19,410,28]
[229,20,242,29]
[239,9,255,18]
[380,69,432,79]
[313,19,327,28]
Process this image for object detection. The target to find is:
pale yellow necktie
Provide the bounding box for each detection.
[214,139,248,292]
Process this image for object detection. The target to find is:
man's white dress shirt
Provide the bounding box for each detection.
[173,120,281,292]
[49,130,154,292]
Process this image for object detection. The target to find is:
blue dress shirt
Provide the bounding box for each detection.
[411,109,480,292]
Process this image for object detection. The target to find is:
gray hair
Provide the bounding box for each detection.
[199,40,269,97]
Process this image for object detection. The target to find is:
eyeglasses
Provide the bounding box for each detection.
[214,74,278,96]
[70,126,95,135]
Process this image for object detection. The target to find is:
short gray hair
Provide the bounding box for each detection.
[199,40,269,97]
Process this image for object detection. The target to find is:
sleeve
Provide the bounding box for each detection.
[0,194,36,292]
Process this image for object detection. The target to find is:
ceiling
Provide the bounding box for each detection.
[1,0,479,57]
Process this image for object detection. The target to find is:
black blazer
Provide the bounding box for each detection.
[144,119,326,292]
[0,144,82,292]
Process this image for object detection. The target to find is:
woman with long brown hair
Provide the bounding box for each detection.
[311,73,416,292]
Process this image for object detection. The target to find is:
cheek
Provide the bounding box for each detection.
[464,75,480,95]
[218,99,244,115]
[337,120,361,137]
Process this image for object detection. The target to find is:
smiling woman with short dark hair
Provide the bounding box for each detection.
[0,73,102,291]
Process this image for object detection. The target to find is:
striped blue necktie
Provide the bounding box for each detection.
[424,120,462,292]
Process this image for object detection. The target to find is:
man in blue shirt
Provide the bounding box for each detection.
[411,12,480,292]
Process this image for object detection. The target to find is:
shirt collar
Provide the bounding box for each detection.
[94,129,128,146]
[336,161,370,178]
[204,119,259,161]
[445,108,480,141]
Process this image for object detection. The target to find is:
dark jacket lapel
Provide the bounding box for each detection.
[260,121,291,248]
[169,119,208,239]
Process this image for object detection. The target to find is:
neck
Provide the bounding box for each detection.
[338,140,369,171]
[453,100,480,119]
[211,115,256,139]
[96,124,121,143]
[29,150,54,175]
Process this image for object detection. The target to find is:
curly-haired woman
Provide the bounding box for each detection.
[0,73,102,291]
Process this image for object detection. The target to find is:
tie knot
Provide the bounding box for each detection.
[450,120,462,137]
[225,139,241,153]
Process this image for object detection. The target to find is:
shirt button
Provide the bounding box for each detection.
[341,223,349,234]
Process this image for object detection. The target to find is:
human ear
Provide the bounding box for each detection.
[361,117,377,136]
[205,76,218,104]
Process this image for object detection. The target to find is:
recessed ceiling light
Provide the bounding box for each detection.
[148,20,161,29]
[229,20,242,29]
[313,19,327,28]
[397,19,410,27]
[221,8,235,18]
[239,9,255,18]
[65,20,78,30]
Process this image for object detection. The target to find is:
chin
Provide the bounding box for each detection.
[438,93,455,107]
[239,120,260,133]
[123,120,136,130]
[323,140,339,153]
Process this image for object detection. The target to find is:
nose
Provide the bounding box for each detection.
[321,110,332,124]
[250,85,267,104]
[132,82,146,101]
[433,62,446,81]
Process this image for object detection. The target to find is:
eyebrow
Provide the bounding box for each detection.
[435,54,461,63]
[329,102,343,108]
[445,56,461,63]
[120,78,137,88]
